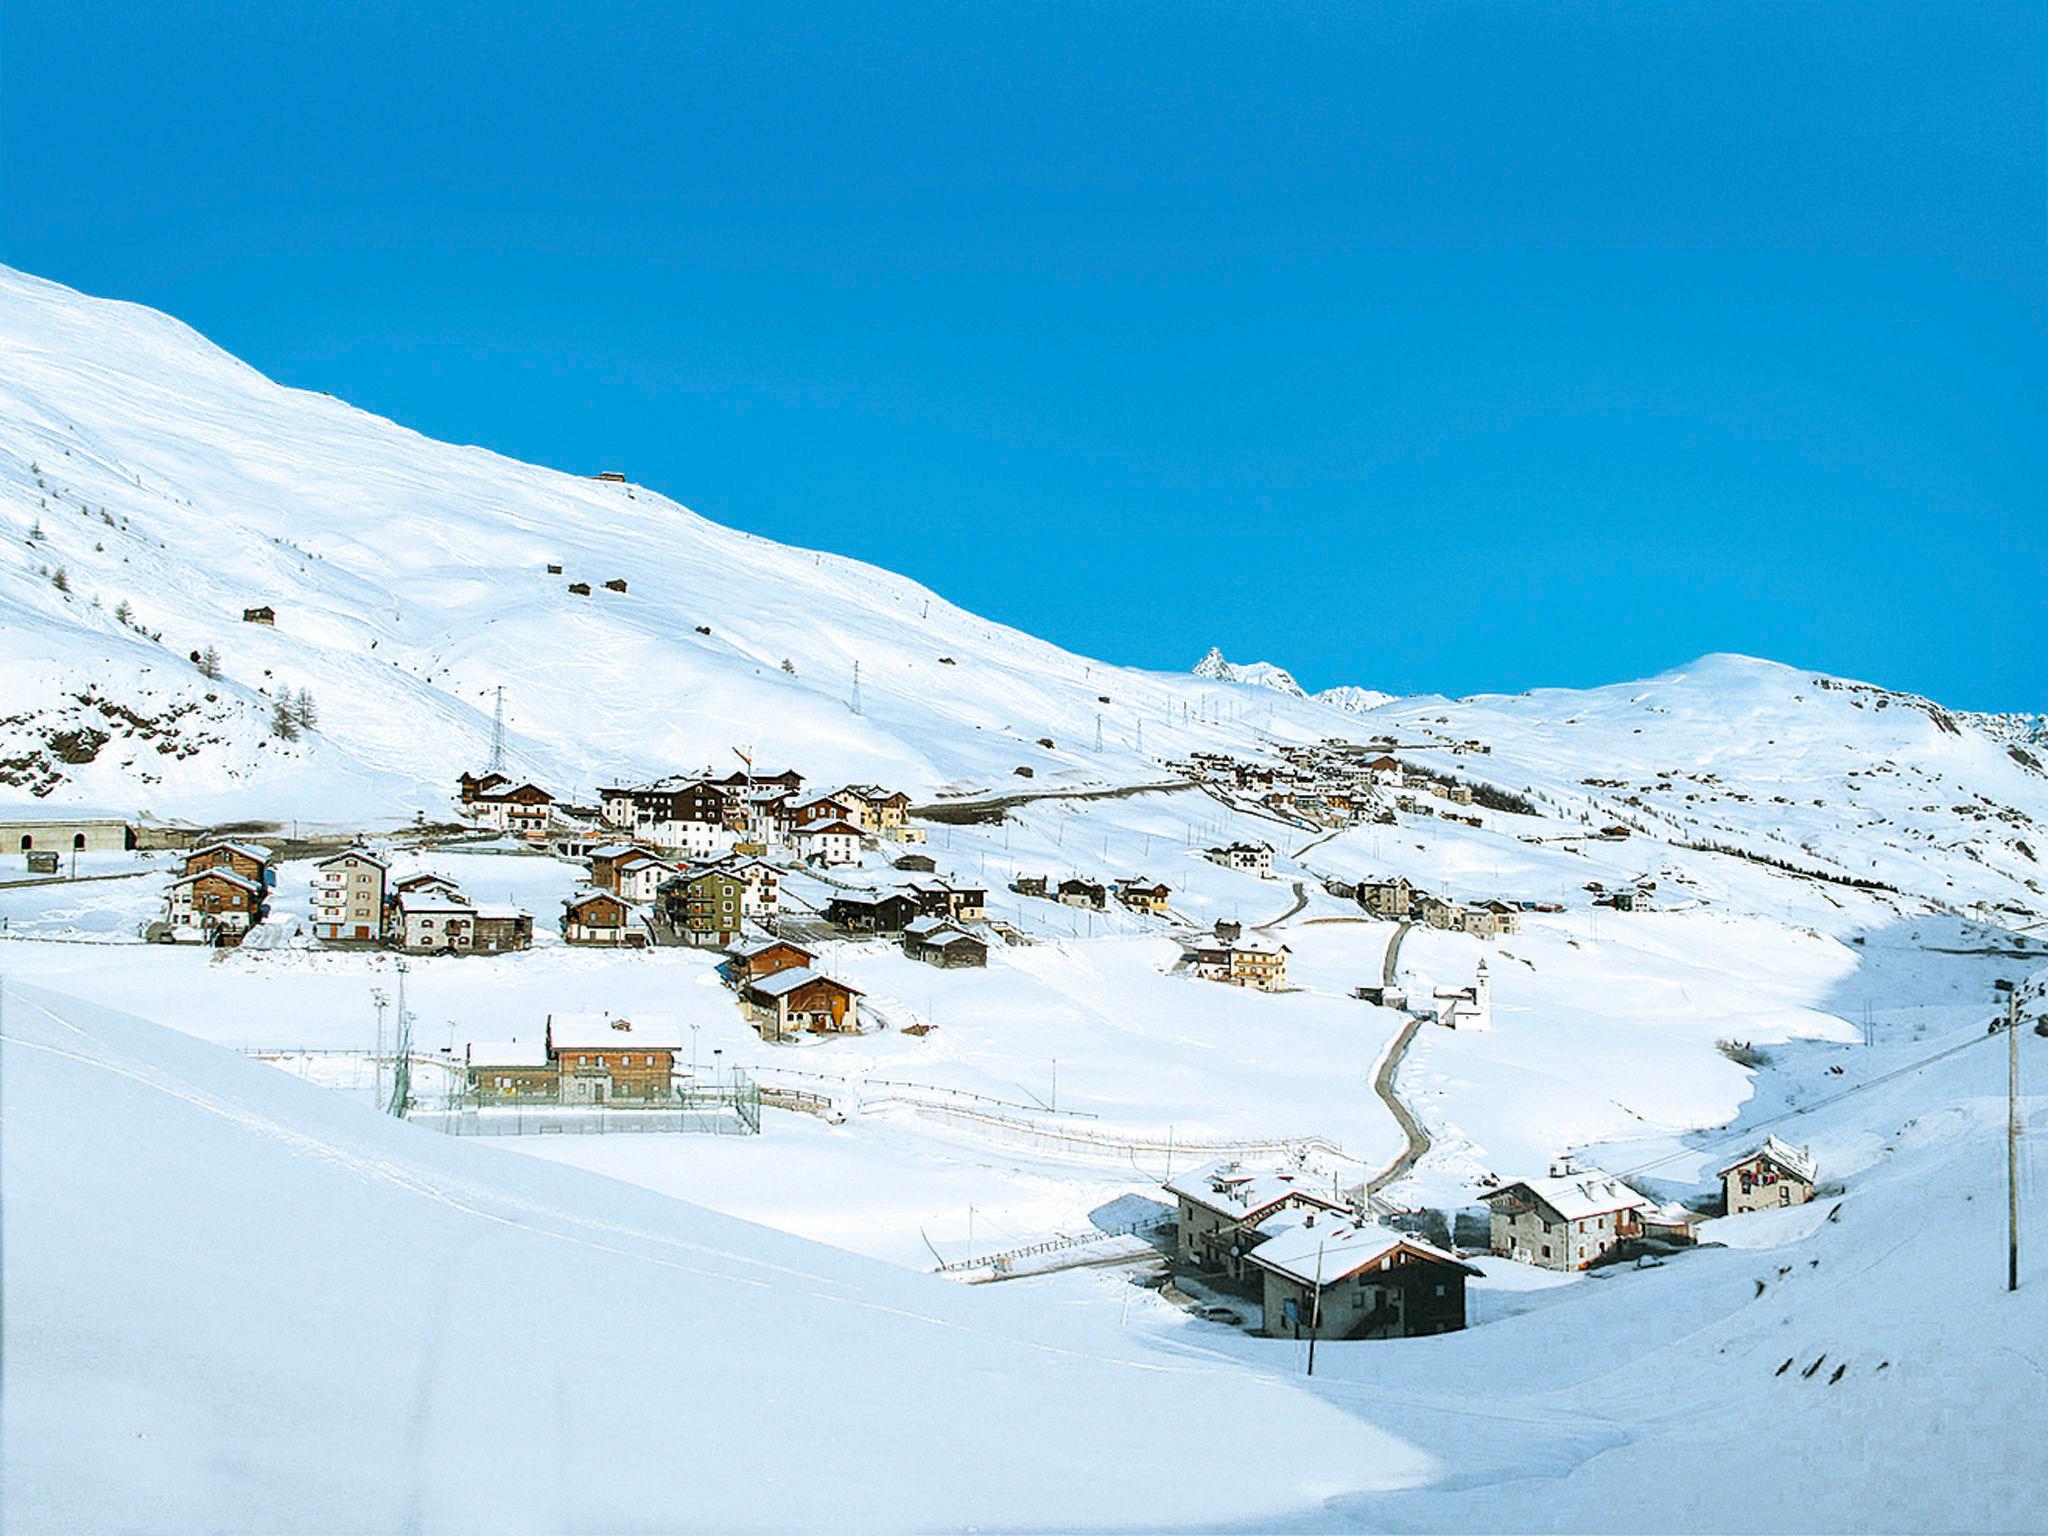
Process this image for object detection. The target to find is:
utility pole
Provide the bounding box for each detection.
[2004,980,2022,1292]
[489,685,506,773]
[388,961,412,1117]
[370,987,389,1108]
[1306,1241,1326,1377]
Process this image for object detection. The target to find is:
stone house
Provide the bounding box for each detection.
[394,889,476,953]
[1482,1167,1654,1270]
[1163,1159,1350,1278]
[1354,877,1415,920]
[1721,1138,1819,1214]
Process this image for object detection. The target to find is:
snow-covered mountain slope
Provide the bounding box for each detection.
[3,265,2044,925]
[0,978,1422,1531]
[1362,653,2048,922]
[1316,682,1401,713]
[0,266,1358,821]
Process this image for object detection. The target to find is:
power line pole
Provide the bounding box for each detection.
[2007,981,2022,1293]
[1306,1240,1326,1377]
[389,960,413,1117]
[488,685,506,773]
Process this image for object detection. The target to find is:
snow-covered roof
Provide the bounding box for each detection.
[734,935,813,960]
[470,904,530,921]
[745,966,861,1000]
[395,888,472,914]
[316,847,387,870]
[1163,1159,1346,1222]
[169,867,265,894]
[1245,1216,1478,1286]
[798,820,863,838]
[188,840,271,863]
[1482,1170,1653,1221]
[466,1039,549,1069]
[547,1012,682,1050]
[1720,1136,1819,1184]
[914,926,983,948]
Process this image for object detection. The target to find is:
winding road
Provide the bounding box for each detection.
[1362,921,1433,1201]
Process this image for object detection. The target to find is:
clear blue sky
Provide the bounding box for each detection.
[4,3,2042,707]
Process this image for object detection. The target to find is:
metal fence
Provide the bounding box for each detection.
[409,1079,762,1138]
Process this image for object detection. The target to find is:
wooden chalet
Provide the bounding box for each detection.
[908,882,987,922]
[545,1012,681,1102]
[741,968,863,1036]
[562,889,651,947]
[1246,1214,1477,1340]
[464,1039,558,1102]
[903,917,988,968]
[825,890,919,934]
[730,936,816,985]
[459,770,511,804]
[1115,879,1171,914]
[182,840,272,883]
[164,867,267,944]
[469,782,554,837]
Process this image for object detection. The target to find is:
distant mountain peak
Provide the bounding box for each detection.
[1191,647,1305,697]
[1193,648,1399,713]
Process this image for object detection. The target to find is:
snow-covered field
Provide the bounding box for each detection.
[4,267,2047,1531]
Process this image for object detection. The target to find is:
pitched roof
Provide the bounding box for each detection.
[1162,1159,1347,1223]
[798,820,864,838]
[187,840,271,863]
[1720,1136,1819,1184]
[169,867,265,894]
[395,888,473,914]
[744,966,861,1000]
[316,848,388,871]
[1481,1170,1653,1222]
[733,935,815,961]
[546,1011,682,1051]
[1245,1217,1479,1286]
